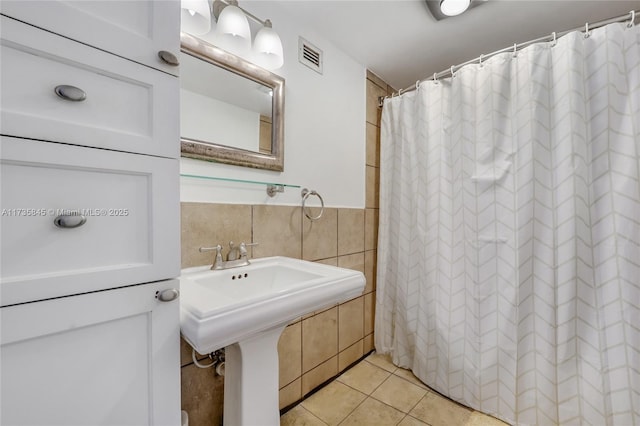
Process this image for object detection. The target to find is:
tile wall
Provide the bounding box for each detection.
[179,70,392,426]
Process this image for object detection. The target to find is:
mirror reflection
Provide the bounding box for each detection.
[180,52,273,154]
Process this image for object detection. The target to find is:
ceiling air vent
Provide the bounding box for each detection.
[298,37,323,74]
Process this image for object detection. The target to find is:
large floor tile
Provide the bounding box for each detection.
[300,381,367,426]
[365,352,397,373]
[340,398,405,426]
[371,374,427,413]
[280,405,328,426]
[409,392,473,426]
[337,358,391,394]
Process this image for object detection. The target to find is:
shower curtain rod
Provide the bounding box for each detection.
[383,9,637,102]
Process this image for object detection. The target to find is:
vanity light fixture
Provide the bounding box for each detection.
[440,0,471,16]
[180,0,211,35]
[211,0,285,70]
[214,0,252,54]
[253,19,284,70]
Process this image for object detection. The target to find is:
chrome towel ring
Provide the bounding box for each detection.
[301,188,324,221]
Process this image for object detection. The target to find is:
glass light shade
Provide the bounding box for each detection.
[440,0,471,16]
[215,4,251,54]
[253,26,284,70]
[180,0,211,35]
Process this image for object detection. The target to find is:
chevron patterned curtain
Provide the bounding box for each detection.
[376,22,639,426]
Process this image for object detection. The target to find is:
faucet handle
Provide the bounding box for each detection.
[199,245,224,270]
[238,242,258,256]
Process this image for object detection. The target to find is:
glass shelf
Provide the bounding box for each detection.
[180,174,300,197]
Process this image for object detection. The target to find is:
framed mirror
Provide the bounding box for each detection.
[180,32,285,171]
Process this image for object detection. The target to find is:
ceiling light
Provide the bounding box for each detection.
[440,0,471,17]
[253,20,284,70]
[180,0,211,35]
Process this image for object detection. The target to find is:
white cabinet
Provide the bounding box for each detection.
[0,1,181,424]
[0,16,179,159]
[1,280,181,426]
[0,0,180,76]
[0,136,180,306]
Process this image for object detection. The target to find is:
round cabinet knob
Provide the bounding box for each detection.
[156,288,180,302]
[158,50,179,66]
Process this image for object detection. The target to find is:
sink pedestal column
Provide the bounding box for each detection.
[223,324,287,426]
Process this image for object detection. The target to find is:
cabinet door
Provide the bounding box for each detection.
[0,136,180,306]
[0,0,180,76]
[0,280,181,426]
[0,16,179,159]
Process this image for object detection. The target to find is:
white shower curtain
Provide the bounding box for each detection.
[376,22,639,426]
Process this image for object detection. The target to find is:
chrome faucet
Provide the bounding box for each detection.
[199,241,258,270]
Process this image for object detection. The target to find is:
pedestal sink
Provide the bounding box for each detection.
[179,256,365,426]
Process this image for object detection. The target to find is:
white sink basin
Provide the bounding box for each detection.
[180,256,365,354]
[179,256,365,426]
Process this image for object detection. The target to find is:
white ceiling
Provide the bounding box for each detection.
[265,0,639,90]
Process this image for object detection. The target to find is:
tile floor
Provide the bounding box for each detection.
[280,352,509,426]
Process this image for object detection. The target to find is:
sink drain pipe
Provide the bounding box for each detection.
[192,348,225,376]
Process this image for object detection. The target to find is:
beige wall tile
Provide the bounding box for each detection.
[364,250,376,294]
[364,333,374,353]
[279,378,302,410]
[337,252,365,275]
[315,257,338,266]
[301,356,338,396]
[364,292,375,336]
[181,363,224,426]
[366,70,387,90]
[366,79,387,126]
[366,123,380,168]
[279,322,302,388]
[252,205,302,259]
[364,209,379,251]
[337,209,365,256]
[338,339,364,372]
[338,296,364,351]
[302,208,337,261]
[302,307,338,372]
[181,202,252,268]
[365,166,380,209]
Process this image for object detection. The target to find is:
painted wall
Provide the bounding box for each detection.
[180,1,366,208]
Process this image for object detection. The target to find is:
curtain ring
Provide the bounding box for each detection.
[450,65,455,77]
[415,80,420,90]
[584,22,590,38]
[433,73,438,85]
[513,43,518,57]
[551,32,557,47]
[628,10,635,28]
[398,88,404,96]
[478,54,483,67]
